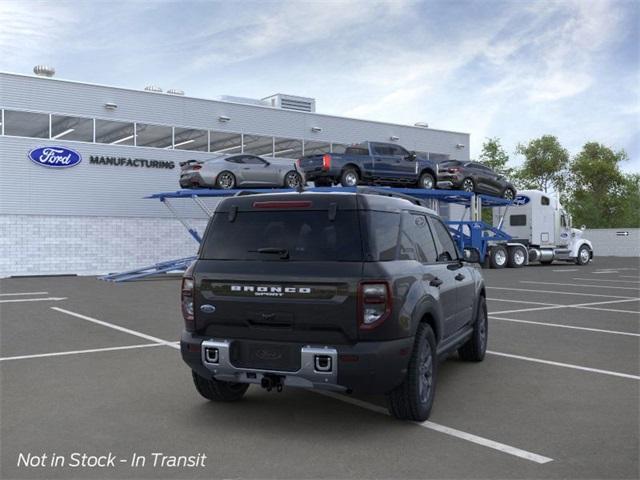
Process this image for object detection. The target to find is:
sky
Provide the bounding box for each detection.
[1,0,638,172]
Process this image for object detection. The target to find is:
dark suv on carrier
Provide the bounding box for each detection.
[180,189,487,421]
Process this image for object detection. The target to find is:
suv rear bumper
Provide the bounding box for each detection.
[181,331,413,394]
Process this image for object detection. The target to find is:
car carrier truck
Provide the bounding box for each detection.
[488,189,593,268]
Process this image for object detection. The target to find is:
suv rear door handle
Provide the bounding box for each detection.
[455,273,465,281]
[429,277,443,287]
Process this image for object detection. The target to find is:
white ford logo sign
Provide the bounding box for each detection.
[28,146,82,168]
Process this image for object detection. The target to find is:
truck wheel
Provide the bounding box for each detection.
[458,296,488,362]
[576,245,591,265]
[340,168,359,187]
[489,245,507,269]
[507,246,526,268]
[386,323,437,421]
[418,172,435,190]
[192,371,249,402]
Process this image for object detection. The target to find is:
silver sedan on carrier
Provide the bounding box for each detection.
[179,154,303,189]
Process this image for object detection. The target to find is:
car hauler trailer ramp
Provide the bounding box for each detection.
[101,186,514,282]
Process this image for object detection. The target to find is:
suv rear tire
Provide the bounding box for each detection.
[458,296,488,362]
[386,323,437,421]
[192,371,249,402]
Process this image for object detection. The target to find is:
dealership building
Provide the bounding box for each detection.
[0,69,470,277]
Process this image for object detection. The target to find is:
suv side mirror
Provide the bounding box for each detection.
[407,151,417,161]
[463,247,481,263]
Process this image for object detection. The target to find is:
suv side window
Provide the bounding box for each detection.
[400,212,438,262]
[429,217,458,262]
[364,211,401,261]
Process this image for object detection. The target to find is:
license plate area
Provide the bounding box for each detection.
[229,341,301,372]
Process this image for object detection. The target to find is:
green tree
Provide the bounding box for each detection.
[516,135,569,193]
[565,142,638,228]
[479,137,512,176]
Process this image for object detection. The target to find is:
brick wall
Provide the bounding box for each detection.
[0,215,207,277]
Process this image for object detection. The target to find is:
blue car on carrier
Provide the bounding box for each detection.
[297,141,439,189]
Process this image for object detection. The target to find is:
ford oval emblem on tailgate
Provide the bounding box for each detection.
[200,304,216,314]
[28,146,82,168]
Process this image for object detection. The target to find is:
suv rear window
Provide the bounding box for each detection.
[201,211,362,261]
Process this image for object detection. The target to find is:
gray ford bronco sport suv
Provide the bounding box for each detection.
[180,189,487,421]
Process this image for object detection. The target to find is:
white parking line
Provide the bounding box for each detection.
[0,343,166,362]
[573,278,640,284]
[620,275,640,279]
[0,297,67,304]
[0,291,49,296]
[314,390,553,464]
[490,298,640,315]
[488,287,637,299]
[520,281,640,291]
[491,305,566,315]
[489,316,640,337]
[487,351,640,380]
[51,307,180,349]
[552,269,579,272]
[489,298,558,306]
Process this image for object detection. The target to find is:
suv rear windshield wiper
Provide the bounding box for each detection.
[249,247,290,260]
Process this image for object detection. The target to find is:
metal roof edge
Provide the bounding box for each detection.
[0,71,470,137]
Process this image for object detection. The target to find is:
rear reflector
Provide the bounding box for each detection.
[253,201,312,209]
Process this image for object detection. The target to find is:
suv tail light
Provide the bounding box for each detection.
[181,277,195,331]
[358,282,392,330]
[192,165,202,171]
[322,154,332,171]
[448,167,460,173]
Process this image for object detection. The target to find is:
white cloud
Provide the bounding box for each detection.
[0,1,77,68]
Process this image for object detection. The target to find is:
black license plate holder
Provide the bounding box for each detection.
[229,341,301,372]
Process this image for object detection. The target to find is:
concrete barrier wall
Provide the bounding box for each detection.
[584,228,640,257]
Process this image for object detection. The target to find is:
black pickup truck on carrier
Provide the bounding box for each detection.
[180,188,488,421]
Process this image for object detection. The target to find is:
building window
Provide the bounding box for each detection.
[210,131,243,154]
[135,123,173,148]
[243,134,274,156]
[3,110,49,138]
[303,140,331,156]
[273,137,303,159]
[173,127,208,151]
[95,119,135,145]
[51,114,93,142]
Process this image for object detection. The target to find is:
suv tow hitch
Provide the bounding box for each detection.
[261,374,285,392]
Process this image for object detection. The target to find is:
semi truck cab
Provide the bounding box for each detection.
[493,190,593,266]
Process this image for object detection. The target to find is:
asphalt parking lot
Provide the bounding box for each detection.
[1,256,638,479]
